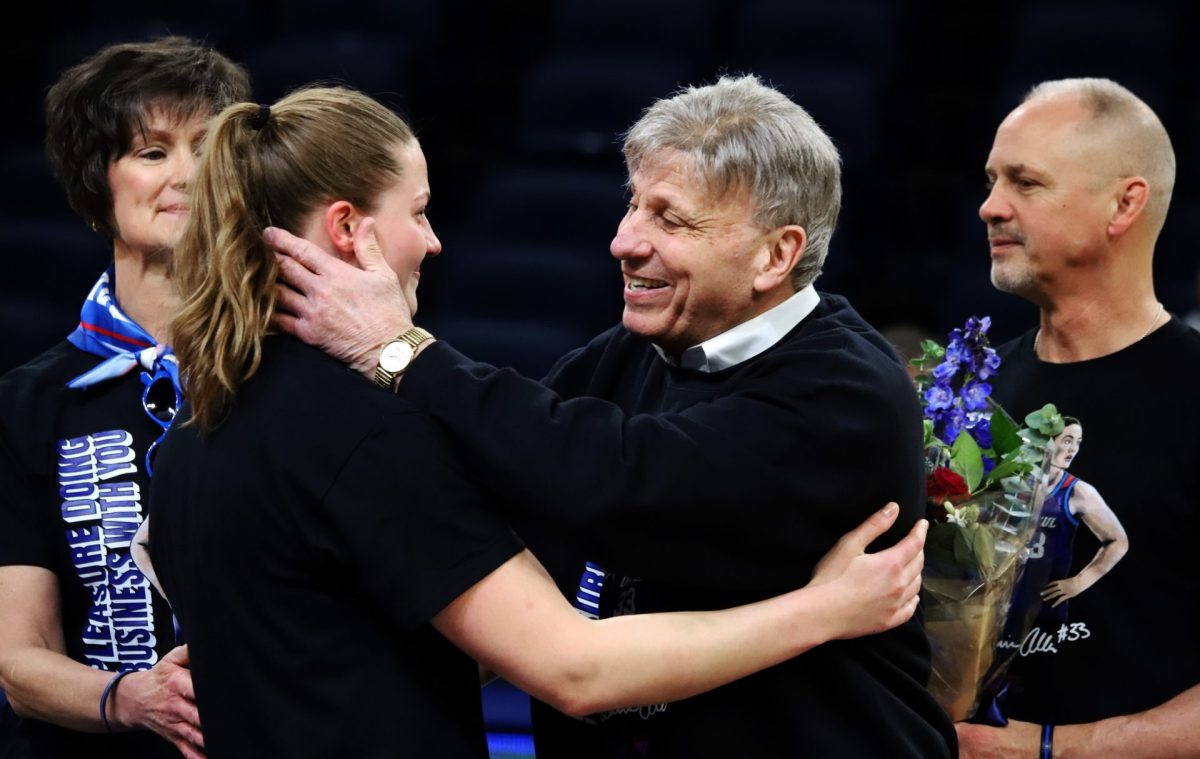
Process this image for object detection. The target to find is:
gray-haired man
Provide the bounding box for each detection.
[269,75,956,758]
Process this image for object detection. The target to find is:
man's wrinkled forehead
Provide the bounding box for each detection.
[631,148,749,211]
[987,95,1106,174]
[631,149,694,186]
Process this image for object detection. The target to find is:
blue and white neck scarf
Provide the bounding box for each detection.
[66,268,184,479]
[65,267,181,396]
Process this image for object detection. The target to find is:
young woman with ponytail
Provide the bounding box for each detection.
[148,85,926,758]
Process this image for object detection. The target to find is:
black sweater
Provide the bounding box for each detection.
[401,293,956,758]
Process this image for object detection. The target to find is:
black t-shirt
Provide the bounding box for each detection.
[398,294,957,758]
[991,318,1200,724]
[148,337,524,759]
[0,341,180,758]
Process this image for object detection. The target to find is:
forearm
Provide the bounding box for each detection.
[446,524,919,720]
[1055,684,1200,758]
[404,342,905,583]
[440,551,837,718]
[399,341,653,520]
[0,567,169,736]
[0,646,114,731]
[1071,542,1129,594]
[518,584,838,718]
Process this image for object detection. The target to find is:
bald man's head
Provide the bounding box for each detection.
[1022,78,1175,234]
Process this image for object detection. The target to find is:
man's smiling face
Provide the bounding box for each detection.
[611,149,772,356]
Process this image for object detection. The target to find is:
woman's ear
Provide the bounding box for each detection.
[324,201,365,259]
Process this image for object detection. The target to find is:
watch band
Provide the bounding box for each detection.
[373,326,434,390]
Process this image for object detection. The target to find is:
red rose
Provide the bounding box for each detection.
[927,467,969,505]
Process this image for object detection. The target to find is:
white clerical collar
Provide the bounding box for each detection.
[653,285,820,372]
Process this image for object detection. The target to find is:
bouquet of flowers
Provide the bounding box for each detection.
[911,316,1063,721]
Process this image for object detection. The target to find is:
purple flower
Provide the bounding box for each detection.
[932,360,958,383]
[946,334,971,365]
[971,422,993,450]
[918,315,1006,450]
[964,316,991,340]
[965,410,993,450]
[977,348,1001,380]
[961,381,992,411]
[942,405,967,443]
[924,384,953,411]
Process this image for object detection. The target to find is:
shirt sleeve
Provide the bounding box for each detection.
[399,339,924,591]
[0,437,55,568]
[0,375,57,570]
[320,411,525,631]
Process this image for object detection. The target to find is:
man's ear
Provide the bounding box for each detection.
[754,225,806,293]
[324,201,365,259]
[1108,176,1149,238]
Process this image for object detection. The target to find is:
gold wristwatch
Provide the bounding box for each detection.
[373,327,434,390]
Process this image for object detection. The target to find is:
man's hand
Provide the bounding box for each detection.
[812,504,927,639]
[268,218,411,376]
[113,645,204,759]
[956,719,1041,759]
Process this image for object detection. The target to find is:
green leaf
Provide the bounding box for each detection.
[1002,492,1032,518]
[1020,428,1052,453]
[926,522,959,552]
[970,524,996,573]
[925,523,961,574]
[984,454,1033,488]
[920,340,946,359]
[950,431,984,492]
[988,406,1023,456]
[1000,475,1032,494]
[1024,406,1046,429]
[953,527,974,567]
[1025,403,1064,438]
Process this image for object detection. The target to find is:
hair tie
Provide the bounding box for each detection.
[249,103,271,131]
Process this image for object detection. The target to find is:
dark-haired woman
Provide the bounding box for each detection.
[0,36,250,759]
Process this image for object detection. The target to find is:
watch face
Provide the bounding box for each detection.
[379,341,415,372]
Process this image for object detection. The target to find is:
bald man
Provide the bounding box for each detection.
[958,78,1200,758]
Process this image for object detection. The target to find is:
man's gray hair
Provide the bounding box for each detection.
[622,74,842,290]
[1024,78,1175,232]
